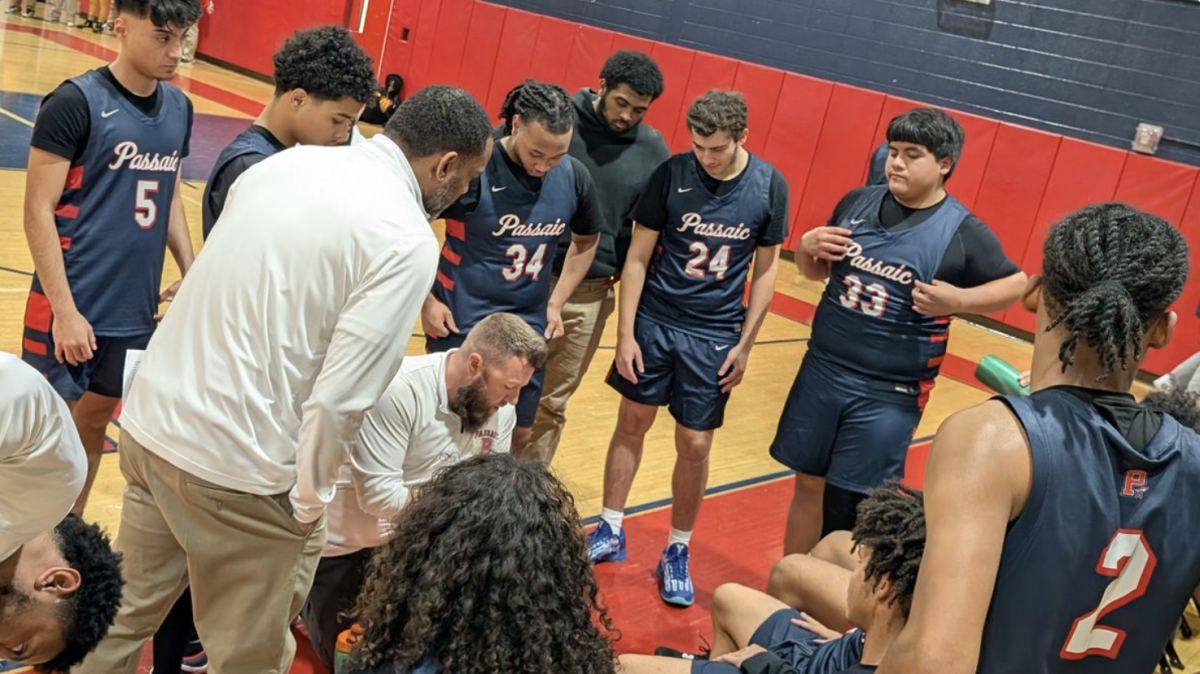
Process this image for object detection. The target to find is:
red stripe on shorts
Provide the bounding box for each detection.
[24,291,53,333]
[23,337,48,357]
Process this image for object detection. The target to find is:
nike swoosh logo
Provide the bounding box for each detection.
[101,109,119,118]
[491,185,507,193]
[677,187,693,193]
[715,344,730,351]
[850,218,866,225]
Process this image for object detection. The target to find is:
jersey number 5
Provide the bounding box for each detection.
[135,180,160,230]
[502,243,547,282]
[1060,530,1157,660]
[838,274,888,317]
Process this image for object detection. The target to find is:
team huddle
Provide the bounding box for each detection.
[2,1,1199,673]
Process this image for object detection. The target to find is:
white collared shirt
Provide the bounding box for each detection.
[0,353,86,562]
[324,351,515,556]
[121,135,438,523]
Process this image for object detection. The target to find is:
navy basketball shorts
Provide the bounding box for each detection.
[605,315,737,432]
[427,330,546,428]
[690,609,864,674]
[769,354,924,494]
[21,327,153,401]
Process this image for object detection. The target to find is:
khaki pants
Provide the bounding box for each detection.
[79,430,326,674]
[528,277,616,462]
[182,22,198,61]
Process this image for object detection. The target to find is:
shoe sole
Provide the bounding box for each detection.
[590,546,626,564]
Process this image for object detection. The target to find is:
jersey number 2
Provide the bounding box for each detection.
[502,243,547,282]
[1060,530,1157,660]
[135,180,160,230]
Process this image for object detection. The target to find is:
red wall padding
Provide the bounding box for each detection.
[788,84,886,250]
[1003,139,1127,331]
[372,0,1200,374]
[195,0,350,77]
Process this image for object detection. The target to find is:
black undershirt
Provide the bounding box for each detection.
[31,66,194,162]
[202,125,287,235]
[829,187,1019,288]
[1056,386,1162,453]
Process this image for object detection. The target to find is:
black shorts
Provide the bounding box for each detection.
[22,329,152,400]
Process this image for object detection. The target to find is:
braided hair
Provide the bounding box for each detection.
[1041,203,1189,379]
[851,482,926,619]
[499,79,573,136]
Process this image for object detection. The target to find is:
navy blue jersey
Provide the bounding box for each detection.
[639,152,776,339]
[977,389,1200,674]
[433,142,578,334]
[29,69,189,337]
[808,186,967,385]
[202,125,282,237]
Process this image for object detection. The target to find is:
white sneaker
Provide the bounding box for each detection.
[5,5,20,13]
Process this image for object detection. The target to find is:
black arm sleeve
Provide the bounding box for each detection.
[205,153,268,230]
[740,652,800,674]
[30,83,90,162]
[629,160,672,232]
[938,215,1021,288]
[568,156,604,236]
[182,96,194,158]
[827,187,868,227]
[440,177,482,220]
[757,168,790,246]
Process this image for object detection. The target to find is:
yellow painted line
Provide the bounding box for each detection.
[0,105,35,128]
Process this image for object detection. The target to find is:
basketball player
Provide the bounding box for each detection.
[527,50,670,463]
[77,86,492,674]
[773,108,1027,554]
[302,313,545,669]
[877,203,1200,674]
[21,0,201,515]
[0,353,121,671]
[202,25,375,238]
[422,80,602,456]
[591,90,789,607]
[618,485,924,674]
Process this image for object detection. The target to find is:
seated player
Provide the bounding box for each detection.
[876,203,1200,674]
[202,24,375,238]
[422,79,602,456]
[592,89,788,607]
[618,484,924,674]
[346,454,616,674]
[301,313,545,669]
[0,354,122,670]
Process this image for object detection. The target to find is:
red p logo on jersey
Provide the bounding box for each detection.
[1121,470,1148,497]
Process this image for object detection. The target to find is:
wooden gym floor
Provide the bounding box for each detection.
[0,13,1192,673]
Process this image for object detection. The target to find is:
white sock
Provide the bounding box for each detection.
[601,508,624,534]
[667,527,692,548]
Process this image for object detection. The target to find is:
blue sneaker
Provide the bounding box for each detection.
[587,521,626,564]
[657,543,694,607]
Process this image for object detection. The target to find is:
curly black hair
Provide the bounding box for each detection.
[272,25,375,104]
[1041,203,1189,379]
[851,482,926,619]
[36,516,124,673]
[350,454,616,673]
[886,108,965,180]
[686,90,748,139]
[600,50,665,100]
[1143,387,1200,431]
[383,85,492,159]
[499,79,573,136]
[113,0,200,29]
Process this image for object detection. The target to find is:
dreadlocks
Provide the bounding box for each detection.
[499,79,573,136]
[851,482,926,618]
[1041,203,1188,379]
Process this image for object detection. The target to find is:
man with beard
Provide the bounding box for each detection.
[77,85,493,674]
[527,50,670,463]
[301,312,546,668]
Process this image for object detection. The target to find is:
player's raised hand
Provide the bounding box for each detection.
[421,295,458,338]
[790,612,843,643]
[615,334,644,384]
[717,342,750,393]
[154,280,182,321]
[53,308,96,366]
[545,304,564,340]
[799,226,854,262]
[912,279,964,316]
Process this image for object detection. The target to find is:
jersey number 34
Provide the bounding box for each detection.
[502,243,547,282]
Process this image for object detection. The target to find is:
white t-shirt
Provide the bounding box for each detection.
[0,353,87,562]
[325,351,515,556]
[120,135,439,524]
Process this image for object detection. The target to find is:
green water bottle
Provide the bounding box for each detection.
[975,355,1030,396]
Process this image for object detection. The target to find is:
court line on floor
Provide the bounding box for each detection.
[0,104,34,127]
[0,265,33,277]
